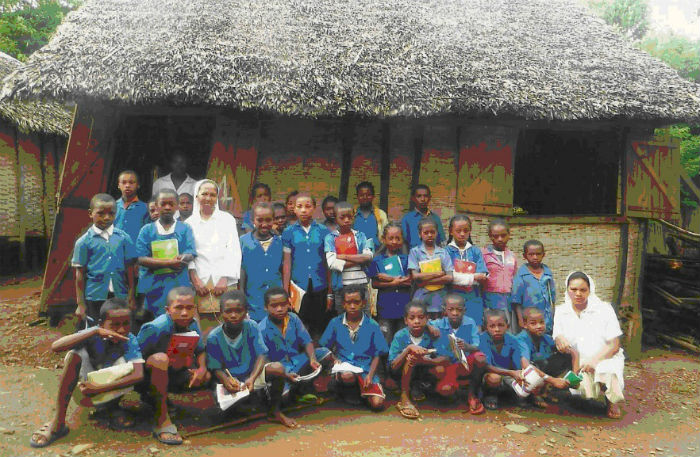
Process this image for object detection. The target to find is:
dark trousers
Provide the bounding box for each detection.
[298,280,333,339]
[533,352,572,377]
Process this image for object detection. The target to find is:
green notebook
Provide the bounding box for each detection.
[382,256,403,277]
[564,370,583,388]
[151,239,179,274]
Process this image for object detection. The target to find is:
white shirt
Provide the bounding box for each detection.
[152,173,197,198]
[186,210,241,287]
[92,224,114,292]
[552,299,623,361]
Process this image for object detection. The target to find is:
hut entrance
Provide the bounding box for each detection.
[513,129,620,216]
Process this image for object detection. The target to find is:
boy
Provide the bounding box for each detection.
[206,290,300,428]
[147,196,160,221]
[258,287,332,394]
[137,287,210,445]
[319,285,388,410]
[72,193,137,321]
[30,299,144,448]
[240,202,284,322]
[136,189,196,317]
[151,152,197,198]
[272,202,288,234]
[401,184,446,248]
[389,300,454,419]
[353,181,388,248]
[177,193,193,221]
[324,201,374,313]
[285,190,299,225]
[114,170,150,245]
[429,293,487,414]
[511,240,555,333]
[478,309,525,410]
[320,195,339,232]
[241,183,272,233]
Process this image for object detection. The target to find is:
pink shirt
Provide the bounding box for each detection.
[481,246,517,294]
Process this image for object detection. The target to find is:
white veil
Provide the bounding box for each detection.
[188,179,221,225]
[562,271,606,309]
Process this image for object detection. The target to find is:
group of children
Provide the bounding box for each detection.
[32,171,583,448]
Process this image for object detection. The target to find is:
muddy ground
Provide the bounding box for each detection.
[0,276,698,457]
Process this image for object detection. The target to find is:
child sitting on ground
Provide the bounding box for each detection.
[481,219,518,332]
[72,193,137,322]
[206,290,300,428]
[177,193,193,221]
[114,170,150,246]
[511,240,556,333]
[30,299,144,448]
[389,300,454,420]
[319,285,389,411]
[478,309,525,410]
[429,293,488,414]
[137,287,210,445]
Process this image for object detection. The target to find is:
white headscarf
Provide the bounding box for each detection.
[188,179,221,225]
[562,271,606,310]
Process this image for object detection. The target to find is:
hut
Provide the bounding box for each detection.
[0,52,71,274]
[3,0,700,356]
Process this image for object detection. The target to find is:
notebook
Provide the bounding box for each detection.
[335,232,358,255]
[448,333,470,371]
[166,331,200,367]
[419,257,443,291]
[86,360,134,405]
[289,281,306,313]
[151,239,179,274]
[295,365,322,382]
[359,375,386,399]
[453,259,477,291]
[215,383,250,411]
[382,256,403,277]
[331,361,364,374]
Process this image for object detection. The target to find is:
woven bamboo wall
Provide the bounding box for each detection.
[0,127,19,237]
[17,136,45,235]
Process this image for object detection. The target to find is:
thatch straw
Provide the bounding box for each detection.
[0,53,71,136]
[2,0,699,122]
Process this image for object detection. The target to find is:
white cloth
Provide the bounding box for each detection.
[155,219,176,236]
[88,225,115,292]
[152,173,197,198]
[449,240,475,287]
[553,273,625,397]
[186,180,241,287]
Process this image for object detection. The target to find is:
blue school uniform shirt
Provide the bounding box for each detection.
[282,221,331,292]
[240,232,284,322]
[478,331,523,370]
[206,321,268,380]
[75,326,144,369]
[114,198,150,246]
[353,209,378,246]
[258,313,326,373]
[320,314,388,374]
[136,220,196,316]
[511,264,556,333]
[367,253,411,320]
[515,330,556,363]
[401,209,446,248]
[388,327,452,365]
[71,225,138,301]
[241,209,254,232]
[429,316,480,347]
[445,242,488,326]
[407,243,453,292]
[324,229,374,291]
[136,313,205,361]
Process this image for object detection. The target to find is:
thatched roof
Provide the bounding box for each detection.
[2,0,700,122]
[0,53,71,136]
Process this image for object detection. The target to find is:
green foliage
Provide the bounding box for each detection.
[0,1,82,62]
[587,0,649,39]
[640,34,700,83]
[656,124,700,208]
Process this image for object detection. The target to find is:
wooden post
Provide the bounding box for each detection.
[617,219,645,360]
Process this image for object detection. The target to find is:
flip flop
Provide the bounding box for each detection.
[531,395,548,409]
[483,395,499,411]
[396,401,421,420]
[606,402,622,419]
[152,423,183,446]
[109,408,136,430]
[468,396,485,415]
[29,423,69,448]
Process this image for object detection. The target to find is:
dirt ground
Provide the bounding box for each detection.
[0,276,698,457]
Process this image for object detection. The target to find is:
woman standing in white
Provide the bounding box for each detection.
[186,180,241,325]
[553,271,625,419]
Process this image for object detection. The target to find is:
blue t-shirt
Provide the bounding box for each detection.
[511,264,556,333]
[258,313,313,373]
[515,330,556,363]
[76,327,143,369]
[367,253,411,319]
[136,313,205,361]
[353,209,378,246]
[240,232,284,322]
[282,221,331,292]
[388,327,452,365]
[205,321,268,379]
[114,199,150,247]
[72,226,138,301]
[319,314,388,373]
[401,210,446,248]
[478,331,523,370]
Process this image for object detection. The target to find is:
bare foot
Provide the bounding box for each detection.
[607,401,622,419]
[268,411,299,429]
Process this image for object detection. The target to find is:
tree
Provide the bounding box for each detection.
[587,0,649,40]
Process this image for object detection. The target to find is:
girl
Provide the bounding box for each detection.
[282,193,332,339]
[370,222,411,343]
[480,219,517,332]
[407,217,453,320]
[445,214,489,328]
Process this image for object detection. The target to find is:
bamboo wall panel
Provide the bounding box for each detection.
[17,135,45,235]
[0,128,19,237]
[347,122,382,208]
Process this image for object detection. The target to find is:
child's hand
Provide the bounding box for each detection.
[426,325,441,340]
[243,377,255,392]
[512,370,525,385]
[579,362,596,374]
[212,277,228,296]
[309,359,320,371]
[287,372,300,383]
[406,353,419,367]
[95,328,129,343]
[78,381,100,396]
[407,344,428,356]
[178,254,194,264]
[549,377,569,389]
[456,339,466,351]
[192,278,209,296]
[555,336,572,353]
[474,273,487,282]
[223,376,241,393]
[188,367,208,388]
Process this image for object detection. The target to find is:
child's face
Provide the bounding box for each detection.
[524,245,545,268]
[486,315,508,342]
[286,196,297,216]
[356,187,374,208]
[322,201,336,221]
[253,187,271,205]
[196,183,218,214]
[253,207,274,237]
[294,196,315,224]
[166,295,196,328]
[384,227,404,253]
[524,311,546,337]
[342,291,365,320]
[221,299,247,327]
[444,298,465,328]
[101,308,131,338]
[273,208,287,231]
[336,208,354,232]
[89,202,116,230]
[118,173,139,200]
[567,279,590,307]
[265,293,290,322]
[450,220,471,246]
[404,306,427,336]
[178,195,193,216]
[419,224,437,246]
[488,224,510,251]
[412,188,431,212]
[148,202,160,221]
[157,195,178,222]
